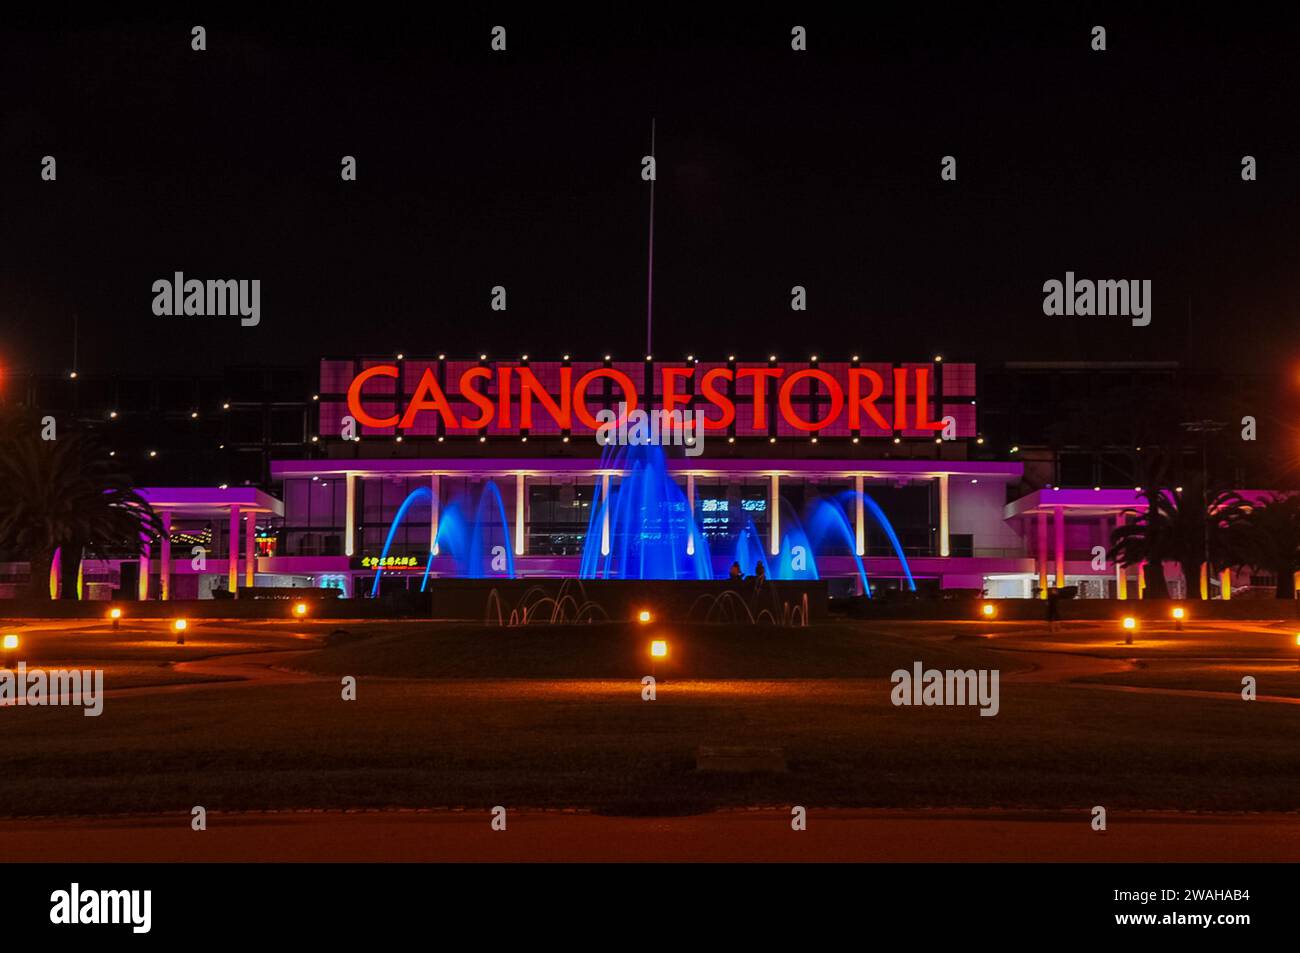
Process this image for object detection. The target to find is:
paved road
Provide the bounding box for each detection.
[2,810,1297,862]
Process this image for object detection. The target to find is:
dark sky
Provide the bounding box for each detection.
[2,10,1297,378]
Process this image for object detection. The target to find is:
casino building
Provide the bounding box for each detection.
[2,356,1281,601]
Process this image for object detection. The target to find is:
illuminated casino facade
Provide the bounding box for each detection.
[2,357,1278,601]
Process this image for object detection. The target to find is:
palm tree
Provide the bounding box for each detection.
[1110,476,1250,599]
[1239,494,1300,598]
[1110,484,1174,599]
[0,414,162,600]
[1165,474,1251,598]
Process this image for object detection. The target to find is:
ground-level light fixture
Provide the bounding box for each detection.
[638,610,652,624]
[1123,616,1136,645]
[109,607,122,629]
[294,601,308,617]
[981,603,995,618]
[650,640,668,658]
[1172,605,1185,630]
[173,618,187,644]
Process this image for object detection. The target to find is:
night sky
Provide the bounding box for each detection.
[2,10,1297,378]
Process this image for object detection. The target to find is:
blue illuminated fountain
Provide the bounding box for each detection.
[577,443,917,590]
[370,481,515,596]
[431,481,515,581]
[773,499,820,582]
[580,443,714,579]
[732,518,770,579]
[370,444,916,592]
[800,490,917,597]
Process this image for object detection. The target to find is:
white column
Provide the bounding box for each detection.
[686,473,696,556]
[1054,506,1065,588]
[1115,514,1127,600]
[50,547,62,599]
[854,475,865,556]
[138,538,150,601]
[344,473,357,557]
[160,512,172,601]
[769,473,780,556]
[601,473,611,556]
[245,511,255,587]
[938,474,950,557]
[515,472,526,557]
[228,505,240,593]
[430,473,440,555]
[1036,512,1048,598]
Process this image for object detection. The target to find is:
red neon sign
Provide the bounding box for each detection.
[335,360,966,437]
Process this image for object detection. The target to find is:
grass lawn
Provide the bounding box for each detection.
[287,621,1022,679]
[1,621,314,690]
[1074,661,1300,698]
[2,620,1298,816]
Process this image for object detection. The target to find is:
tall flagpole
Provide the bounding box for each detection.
[646,118,656,357]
